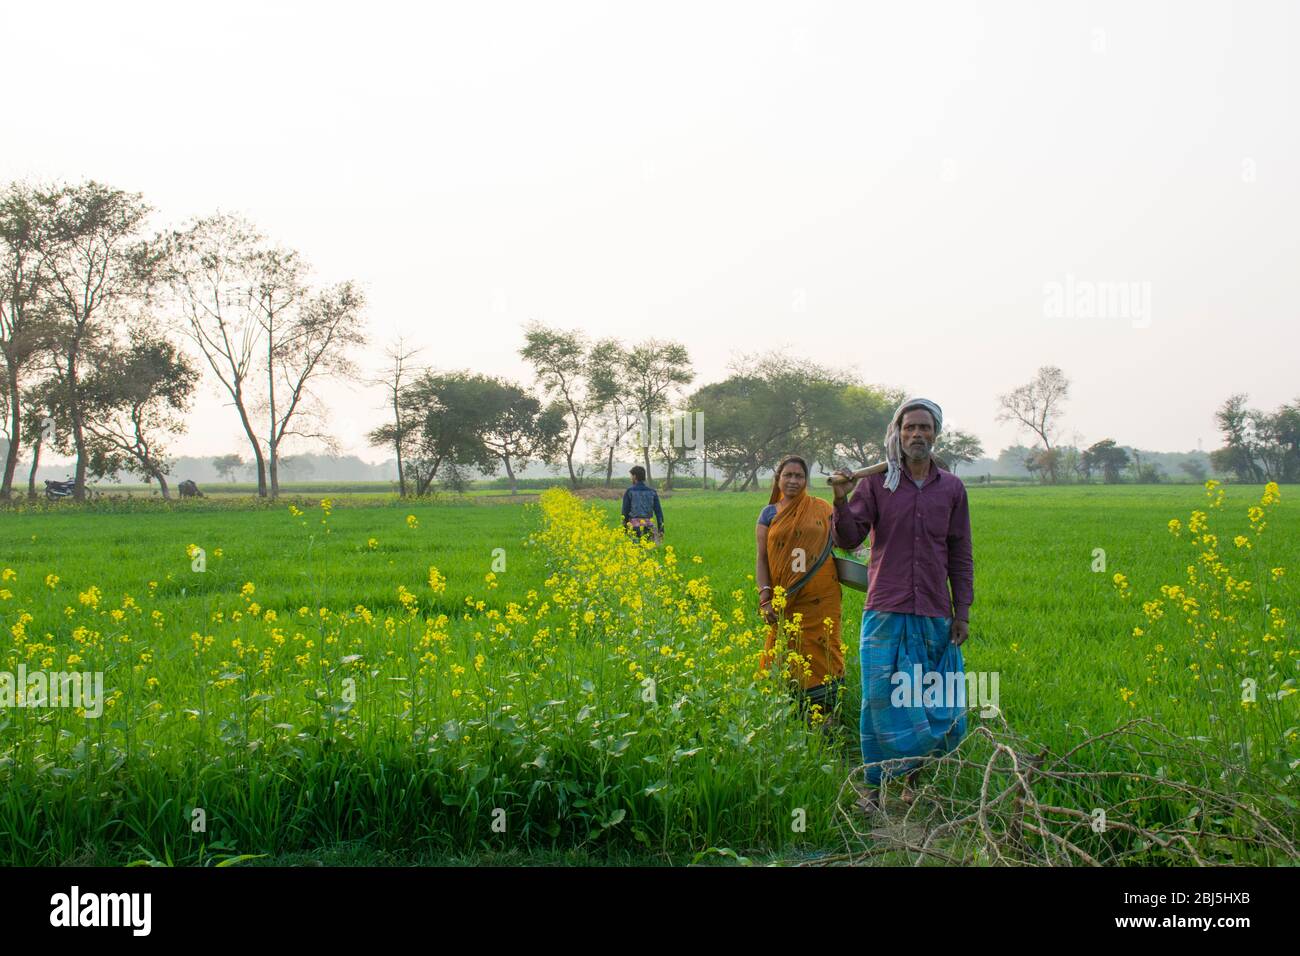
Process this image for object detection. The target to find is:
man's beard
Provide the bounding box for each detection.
[904,440,931,462]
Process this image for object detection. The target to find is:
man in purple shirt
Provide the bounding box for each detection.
[830,397,973,813]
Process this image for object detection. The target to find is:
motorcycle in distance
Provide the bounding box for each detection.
[44,477,75,502]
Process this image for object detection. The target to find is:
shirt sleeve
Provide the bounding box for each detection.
[832,477,875,550]
[621,488,631,521]
[946,481,974,618]
[653,491,664,526]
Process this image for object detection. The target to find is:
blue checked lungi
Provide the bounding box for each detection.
[859,609,967,786]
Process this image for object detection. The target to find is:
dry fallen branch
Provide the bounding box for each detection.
[820,715,1297,867]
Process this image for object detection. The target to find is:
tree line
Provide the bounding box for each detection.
[5,180,1293,501]
[364,323,986,496]
[0,180,364,500]
[992,366,1299,485]
[1210,394,1300,483]
[0,178,982,502]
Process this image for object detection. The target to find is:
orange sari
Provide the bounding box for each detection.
[760,491,844,691]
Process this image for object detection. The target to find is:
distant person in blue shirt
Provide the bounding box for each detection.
[621,466,664,544]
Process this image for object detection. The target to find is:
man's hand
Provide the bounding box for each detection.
[828,467,855,500]
[950,618,969,646]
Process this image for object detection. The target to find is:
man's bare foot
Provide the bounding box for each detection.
[855,787,880,815]
[898,770,922,805]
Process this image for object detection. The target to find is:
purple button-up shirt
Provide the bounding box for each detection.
[831,462,974,620]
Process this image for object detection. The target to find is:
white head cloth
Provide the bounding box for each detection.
[883,397,944,493]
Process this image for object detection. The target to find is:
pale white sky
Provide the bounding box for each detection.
[5,0,1297,463]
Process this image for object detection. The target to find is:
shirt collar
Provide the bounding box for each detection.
[906,459,941,488]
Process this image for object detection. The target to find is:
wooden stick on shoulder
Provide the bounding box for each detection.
[825,455,949,488]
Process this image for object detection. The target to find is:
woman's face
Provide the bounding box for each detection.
[779,461,807,498]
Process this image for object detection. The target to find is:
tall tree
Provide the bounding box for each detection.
[1056,444,1084,484]
[80,326,199,497]
[366,338,423,497]
[1026,446,1063,484]
[934,428,985,475]
[1252,400,1300,482]
[0,183,57,499]
[1210,393,1267,482]
[520,323,591,488]
[820,383,904,470]
[652,411,699,490]
[401,371,499,495]
[1267,399,1300,482]
[261,280,365,497]
[20,379,64,498]
[1081,438,1129,484]
[476,380,567,495]
[248,244,309,499]
[693,353,846,491]
[585,338,641,486]
[624,338,694,481]
[213,453,245,482]
[997,366,1070,452]
[165,213,271,496]
[27,181,153,500]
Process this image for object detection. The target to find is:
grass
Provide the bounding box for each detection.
[0,483,1295,865]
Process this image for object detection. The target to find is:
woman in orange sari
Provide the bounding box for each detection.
[755,455,845,721]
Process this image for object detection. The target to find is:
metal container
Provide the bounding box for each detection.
[834,555,870,592]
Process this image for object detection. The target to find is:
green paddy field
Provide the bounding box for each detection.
[0,484,1295,865]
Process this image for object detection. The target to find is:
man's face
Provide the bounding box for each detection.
[900,408,936,462]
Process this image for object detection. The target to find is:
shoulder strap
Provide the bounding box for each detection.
[784,532,834,600]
